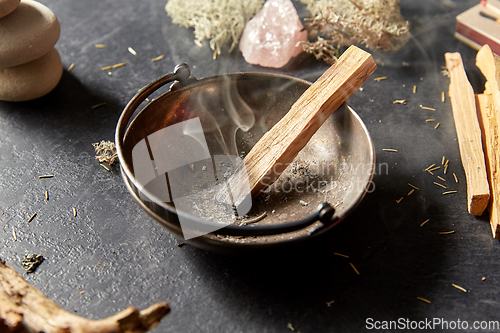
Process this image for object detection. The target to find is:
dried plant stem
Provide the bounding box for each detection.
[298,37,338,64]
[93,140,119,165]
[300,0,410,64]
[0,258,169,333]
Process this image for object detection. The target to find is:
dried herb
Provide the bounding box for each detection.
[128,47,137,56]
[417,297,431,304]
[27,213,37,223]
[433,182,447,189]
[93,140,118,166]
[91,103,106,109]
[420,219,429,227]
[300,0,410,63]
[442,191,457,195]
[151,54,165,62]
[165,0,264,55]
[21,254,44,273]
[452,283,467,292]
[298,37,339,64]
[349,262,360,275]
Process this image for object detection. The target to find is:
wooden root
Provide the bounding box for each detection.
[0,258,169,333]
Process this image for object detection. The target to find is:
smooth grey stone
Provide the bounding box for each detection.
[0,0,60,68]
[0,0,20,18]
[0,47,63,102]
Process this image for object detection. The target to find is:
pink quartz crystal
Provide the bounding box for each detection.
[239,0,308,68]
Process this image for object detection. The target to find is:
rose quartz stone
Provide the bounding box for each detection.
[239,0,307,68]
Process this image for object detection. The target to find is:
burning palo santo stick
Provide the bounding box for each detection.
[445,52,490,216]
[0,258,169,333]
[226,45,377,207]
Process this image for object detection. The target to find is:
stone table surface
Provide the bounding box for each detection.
[1,0,500,332]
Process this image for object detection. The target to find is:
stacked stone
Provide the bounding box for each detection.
[0,0,62,102]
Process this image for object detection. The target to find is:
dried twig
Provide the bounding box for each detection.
[298,37,338,64]
[0,258,169,333]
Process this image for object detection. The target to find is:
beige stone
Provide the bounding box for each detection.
[0,0,60,68]
[0,47,63,102]
[0,0,20,18]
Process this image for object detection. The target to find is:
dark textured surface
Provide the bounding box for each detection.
[1,0,500,332]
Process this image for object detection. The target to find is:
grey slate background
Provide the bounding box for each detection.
[1,0,500,332]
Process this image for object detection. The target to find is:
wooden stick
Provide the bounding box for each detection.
[0,258,169,333]
[227,46,377,206]
[445,52,490,216]
[476,94,500,238]
[476,44,500,238]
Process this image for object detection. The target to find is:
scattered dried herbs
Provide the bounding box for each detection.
[93,141,118,166]
[417,297,431,304]
[452,283,467,292]
[21,254,44,273]
[151,54,165,62]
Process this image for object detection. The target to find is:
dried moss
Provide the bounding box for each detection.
[165,0,264,55]
[93,140,118,165]
[299,37,339,65]
[300,0,410,61]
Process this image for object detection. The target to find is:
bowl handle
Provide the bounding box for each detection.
[116,63,193,178]
[217,203,338,236]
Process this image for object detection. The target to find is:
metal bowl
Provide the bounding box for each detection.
[116,64,375,253]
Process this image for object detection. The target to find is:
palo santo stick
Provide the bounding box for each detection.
[445,52,490,215]
[477,45,500,103]
[227,46,377,205]
[476,44,500,238]
[0,258,169,332]
[476,94,500,238]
